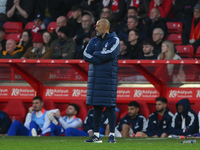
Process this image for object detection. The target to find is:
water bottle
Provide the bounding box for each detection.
[181,140,196,143]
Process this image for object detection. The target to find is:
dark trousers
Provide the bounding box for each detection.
[93,106,116,133]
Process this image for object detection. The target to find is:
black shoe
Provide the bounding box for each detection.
[85,135,103,143]
[108,135,116,143]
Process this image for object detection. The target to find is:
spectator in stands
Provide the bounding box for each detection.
[7,96,56,136]
[118,16,144,42]
[115,6,139,35]
[6,0,35,27]
[34,0,66,27]
[126,0,150,20]
[0,26,6,51]
[0,39,24,58]
[115,101,147,137]
[157,40,185,82]
[21,32,52,59]
[52,16,67,41]
[99,0,126,22]
[42,31,52,47]
[31,13,46,37]
[118,40,128,59]
[41,103,82,136]
[182,4,200,53]
[137,40,157,59]
[51,26,77,59]
[0,110,11,135]
[152,28,164,57]
[67,4,83,38]
[126,29,142,59]
[148,0,174,19]
[80,0,101,22]
[0,0,7,26]
[157,40,181,60]
[100,7,118,32]
[143,8,168,40]
[170,98,198,136]
[18,29,33,53]
[73,13,95,59]
[137,97,174,137]
[174,0,198,26]
[65,107,110,137]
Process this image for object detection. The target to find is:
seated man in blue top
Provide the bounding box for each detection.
[7,96,54,136]
[137,97,174,137]
[64,107,112,137]
[115,101,147,137]
[170,98,198,136]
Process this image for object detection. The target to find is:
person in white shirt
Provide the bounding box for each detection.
[7,96,54,136]
[41,103,82,136]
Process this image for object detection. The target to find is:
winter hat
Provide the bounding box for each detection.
[35,13,44,21]
[32,32,44,43]
[58,26,69,36]
[194,4,200,11]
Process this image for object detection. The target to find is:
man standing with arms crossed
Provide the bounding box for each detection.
[83,19,120,143]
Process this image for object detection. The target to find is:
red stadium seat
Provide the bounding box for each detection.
[6,33,21,43]
[47,22,57,33]
[166,22,183,34]
[165,34,182,45]
[3,21,22,33]
[194,46,200,58]
[43,99,56,110]
[2,99,26,123]
[24,22,35,30]
[175,45,194,58]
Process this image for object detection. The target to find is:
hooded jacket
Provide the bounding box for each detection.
[170,98,198,136]
[1,45,24,59]
[83,32,119,106]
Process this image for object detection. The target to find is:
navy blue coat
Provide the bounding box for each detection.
[83,32,120,107]
[116,113,147,133]
[145,107,174,137]
[170,98,199,136]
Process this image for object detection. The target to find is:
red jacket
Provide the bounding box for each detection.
[148,0,174,19]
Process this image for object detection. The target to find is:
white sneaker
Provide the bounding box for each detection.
[47,112,58,125]
[31,128,38,137]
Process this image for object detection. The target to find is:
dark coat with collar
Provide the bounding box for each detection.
[83,32,119,107]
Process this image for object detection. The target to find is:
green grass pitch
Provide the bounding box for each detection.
[1,136,200,150]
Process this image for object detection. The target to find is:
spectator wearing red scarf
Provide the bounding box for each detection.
[182,4,200,53]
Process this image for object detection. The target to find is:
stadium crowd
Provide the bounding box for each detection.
[0,0,200,60]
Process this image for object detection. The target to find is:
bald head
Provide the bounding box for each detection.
[56,16,67,27]
[99,19,110,30]
[6,39,16,54]
[95,19,110,38]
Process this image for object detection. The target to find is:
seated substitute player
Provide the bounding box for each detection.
[41,103,82,136]
[65,107,115,137]
[137,97,174,137]
[7,96,56,136]
[170,98,198,136]
[115,101,147,137]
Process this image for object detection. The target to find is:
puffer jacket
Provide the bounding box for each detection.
[83,32,119,106]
